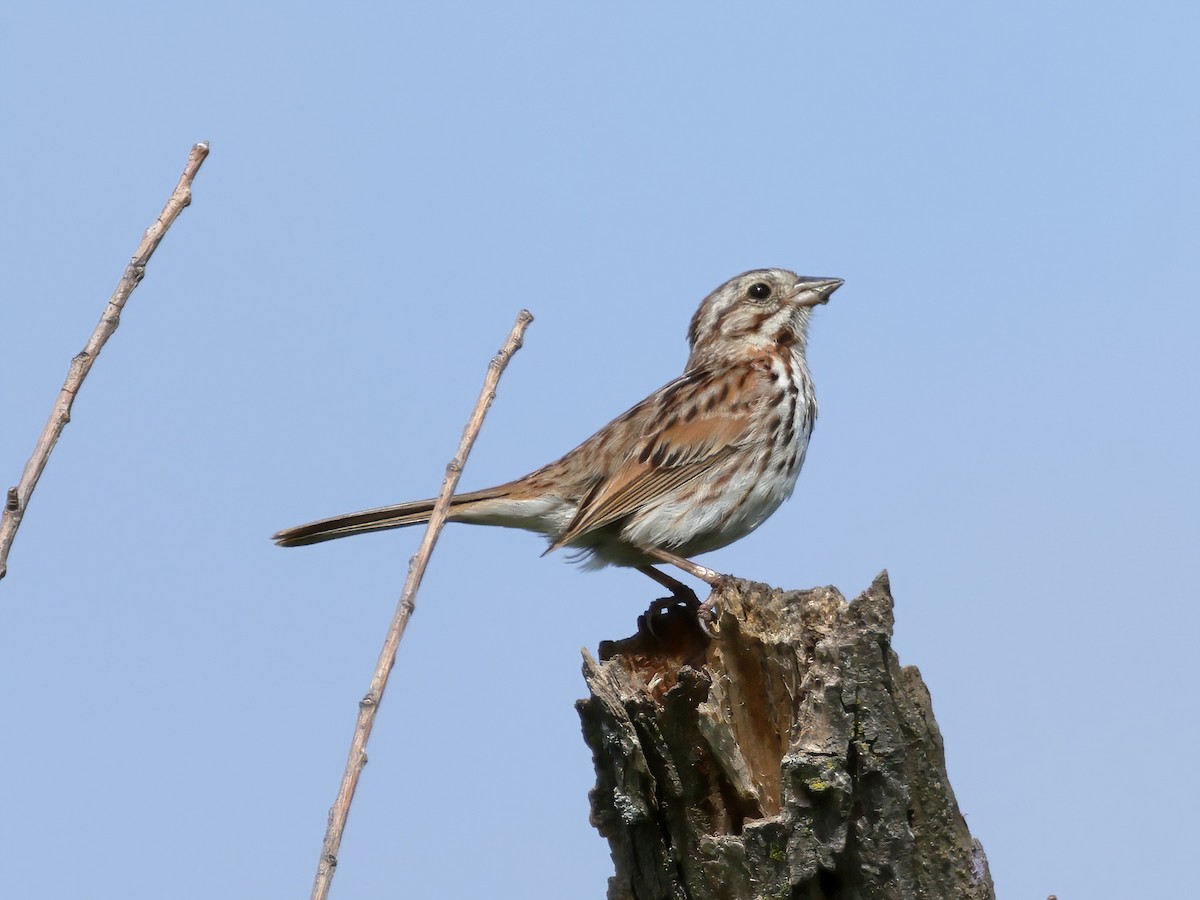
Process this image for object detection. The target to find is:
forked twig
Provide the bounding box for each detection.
[310,309,534,900]
[0,141,210,581]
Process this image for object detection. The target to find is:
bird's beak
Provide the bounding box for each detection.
[791,276,843,308]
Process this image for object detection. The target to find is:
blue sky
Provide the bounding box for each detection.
[2,3,1197,897]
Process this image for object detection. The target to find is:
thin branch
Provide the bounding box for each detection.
[310,309,534,900]
[0,141,210,582]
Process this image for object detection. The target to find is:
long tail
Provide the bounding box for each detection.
[272,487,508,547]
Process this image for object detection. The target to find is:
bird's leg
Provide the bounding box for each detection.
[643,548,725,629]
[637,565,699,618]
[637,564,699,607]
[644,547,721,585]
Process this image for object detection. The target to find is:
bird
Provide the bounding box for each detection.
[273,268,841,610]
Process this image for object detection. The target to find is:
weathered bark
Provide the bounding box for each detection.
[577,571,993,900]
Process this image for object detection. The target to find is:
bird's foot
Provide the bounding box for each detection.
[694,581,728,638]
[643,584,702,639]
[634,562,733,641]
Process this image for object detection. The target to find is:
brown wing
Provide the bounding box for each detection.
[548,373,756,549]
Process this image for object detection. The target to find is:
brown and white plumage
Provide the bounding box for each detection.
[273,268,841,599]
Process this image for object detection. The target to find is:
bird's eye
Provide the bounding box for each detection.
[747,282,773,301]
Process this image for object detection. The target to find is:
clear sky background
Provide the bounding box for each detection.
[2,3,1197,898]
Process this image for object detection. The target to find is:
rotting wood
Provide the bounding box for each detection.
[578,571,994,900]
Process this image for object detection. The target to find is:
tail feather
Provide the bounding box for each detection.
[272,488,506,547]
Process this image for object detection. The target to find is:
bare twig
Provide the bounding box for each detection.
[0,141,210,582]
[310,309,534,900]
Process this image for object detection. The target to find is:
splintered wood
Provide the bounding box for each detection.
[578,573,994,900]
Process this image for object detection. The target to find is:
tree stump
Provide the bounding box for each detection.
[577,571,994,899]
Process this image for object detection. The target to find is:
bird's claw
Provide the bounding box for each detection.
[644,586,700,639]
[643,583,730,640]
[696,593,721,638]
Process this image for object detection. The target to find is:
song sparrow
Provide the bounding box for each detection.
[274,268,841,607]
